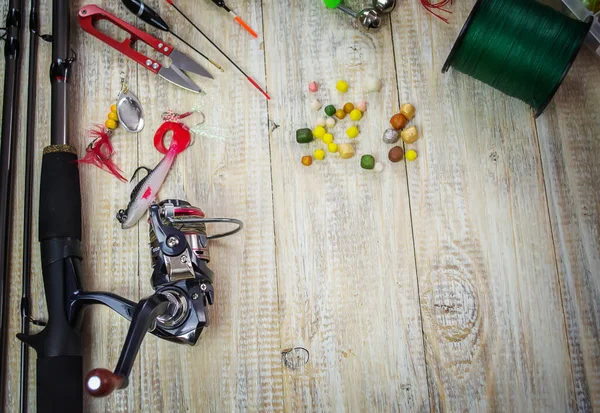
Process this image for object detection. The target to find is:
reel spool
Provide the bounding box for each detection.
[76,199,242,397]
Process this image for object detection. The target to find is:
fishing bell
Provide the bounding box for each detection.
[323,0,396,30]
[116,82,144,133]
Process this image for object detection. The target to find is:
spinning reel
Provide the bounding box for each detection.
[73,199,242,397]
[324,0,397,30]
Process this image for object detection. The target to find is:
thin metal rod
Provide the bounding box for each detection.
[19,0,41,409]
[0,0,24,408]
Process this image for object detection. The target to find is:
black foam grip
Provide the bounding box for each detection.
[39,151,82,241]
[37,356,83,413]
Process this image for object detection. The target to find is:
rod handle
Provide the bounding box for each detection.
[38,148,82,241]
[37,356,83,413]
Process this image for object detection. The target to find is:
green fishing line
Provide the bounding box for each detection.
[443,0,591,116]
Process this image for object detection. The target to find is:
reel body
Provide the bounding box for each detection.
[68,199,242,396]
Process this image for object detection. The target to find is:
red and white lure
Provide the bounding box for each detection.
[116,115,193,229]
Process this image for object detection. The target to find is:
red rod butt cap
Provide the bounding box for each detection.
[85,368,124,397]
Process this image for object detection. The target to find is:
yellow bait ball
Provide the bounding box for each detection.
[105,119,118,130]
[406,149,418,161]
[313,126,327,139]
[328,143,338,153]
[349,109,362,121]
[314,149,326,160]
[346,126,359,139]
[322,133,334,144]
[110,104,117,113]
[336,80,349,93]
[107,112,119,121]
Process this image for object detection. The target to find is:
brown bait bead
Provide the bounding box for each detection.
[390,113,408,130]
[388,146,404,162]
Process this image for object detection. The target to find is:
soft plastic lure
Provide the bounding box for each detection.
[116,121,190,229]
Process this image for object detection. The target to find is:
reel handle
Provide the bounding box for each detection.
[85,294,171,397]
[85,369,124,397]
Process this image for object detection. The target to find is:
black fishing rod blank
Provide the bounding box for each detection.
[19,0,45,409]
[0,0,23,408]
[17,0,85,410]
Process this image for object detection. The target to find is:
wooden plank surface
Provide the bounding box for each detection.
[536,47,600,412]
[0,0,598,412]
[261,1,430,412]
[390,0,581,411]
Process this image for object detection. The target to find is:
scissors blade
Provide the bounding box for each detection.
[158,66,201,93]
[169,49,214,80]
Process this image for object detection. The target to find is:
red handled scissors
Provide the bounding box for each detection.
[79,4,212,93]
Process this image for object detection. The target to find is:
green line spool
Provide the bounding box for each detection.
[443,0,592,117]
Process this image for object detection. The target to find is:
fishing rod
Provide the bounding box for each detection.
[17,0,85,409]
[0,0,23,407]
[19,0,52,409]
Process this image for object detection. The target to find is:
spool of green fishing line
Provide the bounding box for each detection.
[443,0,592,116]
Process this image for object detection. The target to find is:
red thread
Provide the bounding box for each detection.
[421,0,453,23]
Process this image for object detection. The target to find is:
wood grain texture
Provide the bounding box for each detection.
[1,0,599,412]
[390,0,581,411]
[262,1,430,412]
[536,46,600,412]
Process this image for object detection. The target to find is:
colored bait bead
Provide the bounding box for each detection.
[308,81,319,92]
[105,119,118,130]
[316,117,327,127]
[323,133,334,144]
[110,104,118,113]
[406,149,418,161]
[311,99,323,111]
[338,143,355,159]
[365,77,382,92]
[346,126,359,139]
[314,149,326,160]
[388,146,404,162]
[336,80,349,93]
[382,128,399,144]
[296,128,314,143]
[301,156,313,166]
[401,126,419,144]
[325,117,336,128]
[328,143,338,153]
[324,105,336,117]
[108,112,119,121]
[335,109,346,120]
[343,102,354,113]
[361,154,376,170]
[349,109,362,121]
[390,113,408,130]
[356,100,367,112]
[374,162,384,172]
[313,126,327,139]
[324,0,342,8]
[400,103,416,120]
